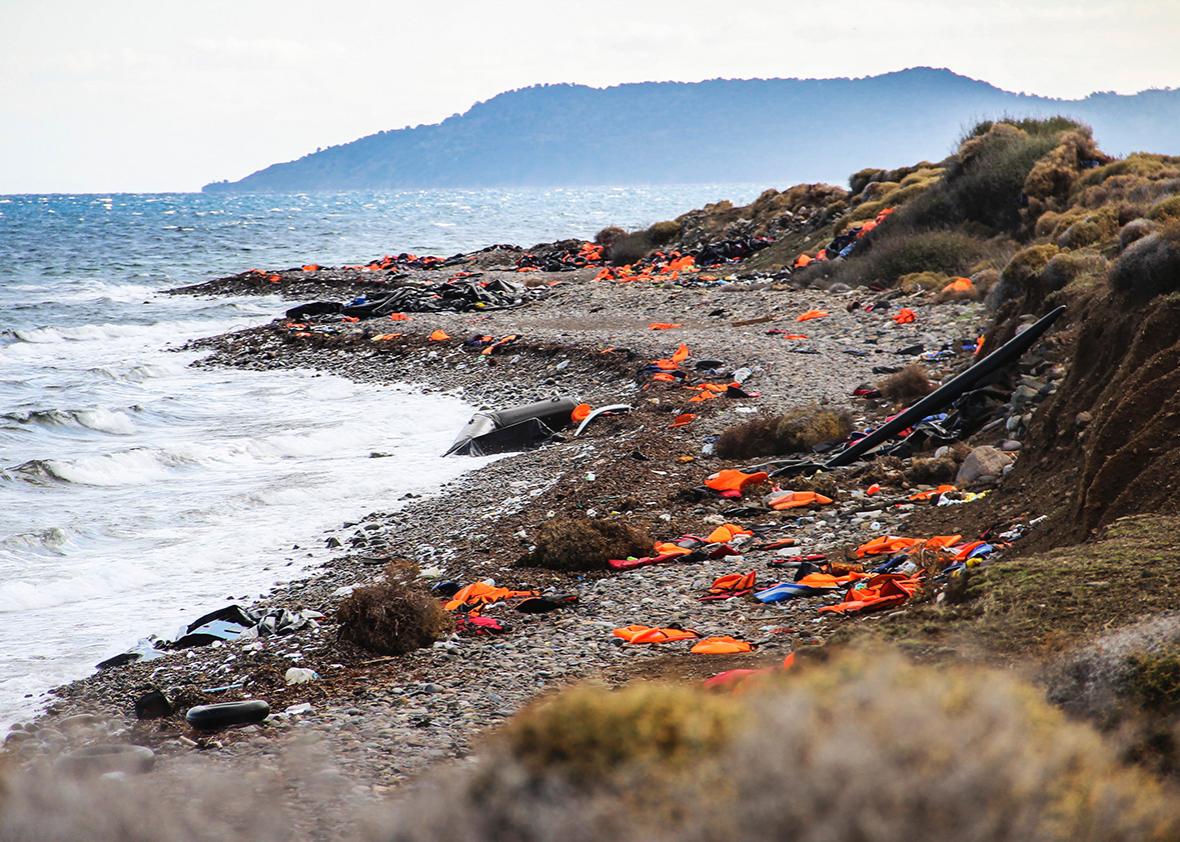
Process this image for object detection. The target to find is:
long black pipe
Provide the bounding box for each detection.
[768,305,1067,476]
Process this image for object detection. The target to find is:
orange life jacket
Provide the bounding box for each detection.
[908,484,956,501]
[767,491,833,511]
[893,308,917,324]
[705,469,770,494]
[612,625,700,644]
[428,329,451,341]
[854,535,921,557]
[706,524,752,544]
[691,636,753,655]
[796,309,829,322]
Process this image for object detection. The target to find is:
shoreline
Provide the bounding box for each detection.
[9,258,999,796]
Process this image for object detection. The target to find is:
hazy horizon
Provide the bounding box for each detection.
[3,0,1178,193]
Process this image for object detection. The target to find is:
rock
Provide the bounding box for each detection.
[1075,411,1093,427]
[956,446,1014,486]
[1001,440,1023,452]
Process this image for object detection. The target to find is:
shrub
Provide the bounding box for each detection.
[1045,614,1180,775]
[594,226,625,247]
[503,683,738,783]
[336,563,451,655]
[878,363,935,403]
[527,517,650,571]
[850,167,885,194]
[1119,218,1159,251]
[645,220,681,245]
[607,231,653,266]
[1147,195,1180,223]
[843,229,985,286]
[714,406,852,459]
[385,649,1180,842]
[904,122,1065,233]
[1108,222,1180,299]
[991,243,1060,306]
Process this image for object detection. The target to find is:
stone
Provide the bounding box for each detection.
[956,446,1014,486]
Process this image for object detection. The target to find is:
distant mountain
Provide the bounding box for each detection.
[203,68,1180,193]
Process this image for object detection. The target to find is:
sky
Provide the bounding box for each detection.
[2,0,1178,193]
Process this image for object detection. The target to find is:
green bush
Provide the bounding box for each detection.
[842,229,986,285]
[903,123,1065,233]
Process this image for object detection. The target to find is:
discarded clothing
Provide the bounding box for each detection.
[704,653,795,691]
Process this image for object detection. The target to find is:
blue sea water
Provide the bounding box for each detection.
[0,185,761,727]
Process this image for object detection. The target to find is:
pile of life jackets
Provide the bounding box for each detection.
[515,241,606,273]
[793,206,896,268]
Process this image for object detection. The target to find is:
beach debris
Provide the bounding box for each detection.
[133,689,173,720]
[446,397,578,456]
[185,700,271,730]
[690,636,754,655]
[56,744,156,777]
[284,668,319,685]
[612,625,701,644]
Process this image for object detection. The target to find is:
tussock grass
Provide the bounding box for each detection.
[336,562,452,655]
[878,363,935,403]
[714,406,852,459]
[526,517,650,571]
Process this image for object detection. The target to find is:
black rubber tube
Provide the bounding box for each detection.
[57,743,156,776]
[822,305,1066,469]
[185,700,271,730]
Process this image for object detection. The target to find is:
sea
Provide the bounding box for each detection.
[0,185,762,728]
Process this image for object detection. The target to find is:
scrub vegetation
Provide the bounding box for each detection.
[525,517,651,571]
[714,405,853,459]
[335,563,452,655]
[381,650,1180,842]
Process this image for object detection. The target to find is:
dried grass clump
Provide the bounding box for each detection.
[897,271,949,293]
[336,563,452,655]
[878,363,935,403]
[594,226,625,247]
[607,231,654,266]
[527,517,651,571]
[714,406,853,459]
[905,455,958,485]
[385,649,1180,842]
[1109,222,1180,299]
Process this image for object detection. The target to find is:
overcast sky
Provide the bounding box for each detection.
[2,0,1177,193]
